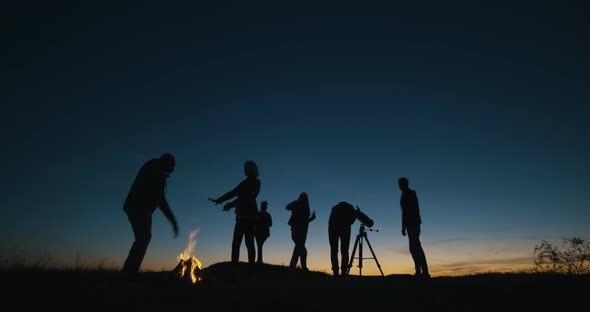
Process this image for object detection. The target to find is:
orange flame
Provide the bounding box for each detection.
[176,229,202,283]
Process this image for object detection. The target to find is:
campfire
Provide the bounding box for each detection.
[172,229,203,284]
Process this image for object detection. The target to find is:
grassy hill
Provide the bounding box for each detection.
[4,262,589,311]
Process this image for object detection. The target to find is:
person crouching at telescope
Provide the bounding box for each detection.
[328,201,357,277]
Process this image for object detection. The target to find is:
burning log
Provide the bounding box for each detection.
[173,229,203,284]
[172,256,202,284]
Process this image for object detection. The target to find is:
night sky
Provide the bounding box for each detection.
[2,1,589,276]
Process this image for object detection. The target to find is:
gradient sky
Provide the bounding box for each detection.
[1,1,589,276]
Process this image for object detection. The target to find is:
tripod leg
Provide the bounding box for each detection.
[358,237,363,276]
[364,236,384,276]
[347,235,360,276]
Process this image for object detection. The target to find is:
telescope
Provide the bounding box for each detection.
[354,206,374,228]
[347,206,384,276]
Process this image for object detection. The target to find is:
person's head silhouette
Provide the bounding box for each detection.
[398,177,409,191]
[160,153,175,176]
[261,200,268,211]
[298,192,308,205]
[244,160,259,178]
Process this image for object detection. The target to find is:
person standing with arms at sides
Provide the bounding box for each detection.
[255,200,272,264]
[122,153,179,274]
[286,192,316,271]
[328,201,357,277]
[209,160,261,264]
[398,177,430,279]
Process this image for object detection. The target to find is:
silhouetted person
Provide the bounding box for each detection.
[255,200,272,264]
[122,153,179,274]
[209,160,261,264]
[286,192,316,270]
[398,177,429,278]
[328,201,357,277]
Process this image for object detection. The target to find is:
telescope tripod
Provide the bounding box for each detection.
[346,224,384,276]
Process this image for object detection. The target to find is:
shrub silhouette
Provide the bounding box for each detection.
[533,237,590,274]
[1,248,53,270]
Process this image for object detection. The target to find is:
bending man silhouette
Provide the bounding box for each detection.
[255,200,272,264]
[209,160,261,264]
[328,201,357,277]
[286,192,316,270]
[122,153,179,274]
[398,177,429,278]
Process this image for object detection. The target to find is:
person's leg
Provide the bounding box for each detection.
[413,225,429,276]
[340,226,351,276]
[255,236,264,263]
[407,226,422,275]
[231,221,245,263]
[289,229,299,268]
[244,222,256,264]
[122,212,152,274]
[260,236,268,263]
[301,246,308,271]
[290,227,308,268]
[300,227,309,270]
[329,225,339,276]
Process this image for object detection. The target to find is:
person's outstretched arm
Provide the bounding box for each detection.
[209,183,240,205]
[160,198,179,237]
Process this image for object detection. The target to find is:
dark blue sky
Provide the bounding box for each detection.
[1,1,589,275]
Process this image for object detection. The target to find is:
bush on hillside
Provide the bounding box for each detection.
[533,237,590,274]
